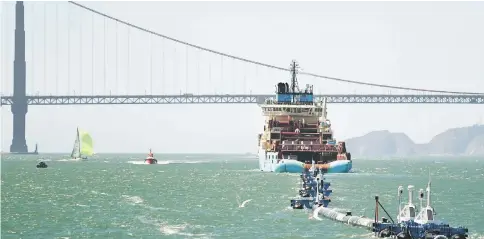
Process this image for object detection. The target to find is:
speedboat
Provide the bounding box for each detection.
[36,161,48,168]
[144,149,158,164]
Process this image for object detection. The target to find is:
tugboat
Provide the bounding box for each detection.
[144,149,158,164]
[36,161,48,168]
[290,163,332,210]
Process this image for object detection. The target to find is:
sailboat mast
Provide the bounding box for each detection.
[77,127,81,157]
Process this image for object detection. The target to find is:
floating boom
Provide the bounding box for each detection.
[314,206,375,228]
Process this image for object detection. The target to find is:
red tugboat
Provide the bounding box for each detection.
[144,149,158,164]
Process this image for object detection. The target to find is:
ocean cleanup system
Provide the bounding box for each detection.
[289,167,469,239]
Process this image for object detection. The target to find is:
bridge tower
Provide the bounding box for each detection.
[10,1,29,153]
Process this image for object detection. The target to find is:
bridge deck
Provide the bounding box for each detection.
[1,94,483,105]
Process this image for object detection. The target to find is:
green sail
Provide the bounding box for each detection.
[78,130,94,156]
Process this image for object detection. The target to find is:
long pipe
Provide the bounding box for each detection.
[314,195,396,230]
[314,206,375,229]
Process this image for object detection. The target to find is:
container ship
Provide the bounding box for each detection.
[257,60,352,173]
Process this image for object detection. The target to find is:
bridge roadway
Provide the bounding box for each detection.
[1,94,483,105]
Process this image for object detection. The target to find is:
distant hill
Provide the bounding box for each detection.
[344,124,484,157]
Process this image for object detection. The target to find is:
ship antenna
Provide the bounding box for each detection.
[427,169,432,207]
[290,60,300,101]
[291,60,296,93]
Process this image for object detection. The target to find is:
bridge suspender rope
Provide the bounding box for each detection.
[68,1,483,95]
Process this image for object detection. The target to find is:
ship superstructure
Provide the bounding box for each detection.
[257,60,352,173]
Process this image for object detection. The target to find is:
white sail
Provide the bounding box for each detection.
[71,128,81,159]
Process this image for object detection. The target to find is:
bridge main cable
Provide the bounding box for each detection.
[68,1,483,95]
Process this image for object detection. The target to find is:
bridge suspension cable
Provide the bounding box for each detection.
[68,1,483,95]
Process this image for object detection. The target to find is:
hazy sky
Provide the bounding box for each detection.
[1,1,484,153]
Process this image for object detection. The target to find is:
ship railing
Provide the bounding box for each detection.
[302,124,319,129]
[262,111,323,117]
[281,132,320,135]
[261,104,320,108]
[260,106,322,114]
[281,144,337,152]
[281,140,334,146]
[262,110,318,117]
[282,136,320,140]
[268,121,320,128]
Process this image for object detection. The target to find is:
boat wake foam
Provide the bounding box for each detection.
[126,160,208,165]
[312,206,323,221]
[122,195,144,205]
[333,232,374,238]
[127,161,169,165]
[121,194,184,213]
[57,158,86,162]
[233,169,263,172]
[136,215,209,238]
[170,160,209,164]
[91,190,108,196]
[57,159,72,162]
[468,233,484,239]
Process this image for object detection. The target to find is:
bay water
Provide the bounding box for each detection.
[2,154,483,238]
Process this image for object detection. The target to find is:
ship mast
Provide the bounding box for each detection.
[290,60,300,102]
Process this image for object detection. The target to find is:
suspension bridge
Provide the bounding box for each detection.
[1,1,483,153]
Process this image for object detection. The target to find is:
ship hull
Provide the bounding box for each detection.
[72,157,88,161]
[145,157,158,164]
[326,160,352,173]
[274,159,305,173]
[258,151,352,173]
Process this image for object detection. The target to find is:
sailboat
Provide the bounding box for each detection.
[71,127,94,161]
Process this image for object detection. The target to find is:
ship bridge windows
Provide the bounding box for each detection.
[322,134,332,140]
[287,155,298,160]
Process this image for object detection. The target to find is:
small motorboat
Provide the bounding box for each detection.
[144,149,158,164]
[36,161,48,168]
